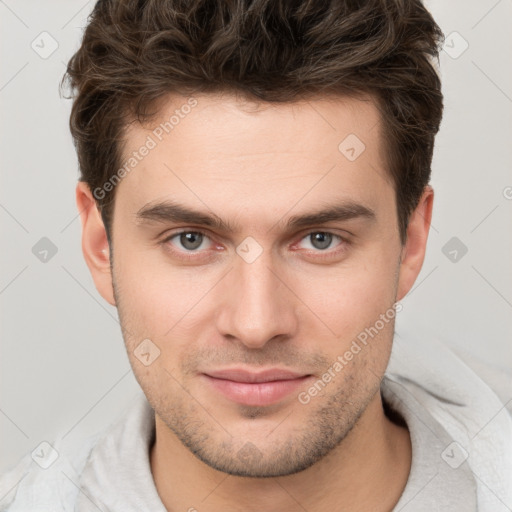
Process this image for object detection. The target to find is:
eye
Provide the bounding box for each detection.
[165,231,212,252]
[297,232,345,251]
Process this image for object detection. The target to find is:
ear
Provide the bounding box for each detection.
[76,181,116,306]
[396,186,434,301]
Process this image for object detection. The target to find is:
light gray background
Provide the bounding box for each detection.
[1,0,511,474]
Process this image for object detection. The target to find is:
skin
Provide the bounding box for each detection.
[77,92,433,512]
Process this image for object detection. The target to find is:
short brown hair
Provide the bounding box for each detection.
[62,0,444,244]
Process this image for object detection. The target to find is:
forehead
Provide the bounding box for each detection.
[115,92,393,228]
[133,91,384,158]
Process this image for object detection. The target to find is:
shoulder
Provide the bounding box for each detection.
[0,391,151,511]
[0,430,100,511]
[447,344,512,416]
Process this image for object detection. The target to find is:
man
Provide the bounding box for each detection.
[1,0,511,510]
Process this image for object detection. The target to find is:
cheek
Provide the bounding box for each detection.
[112,245,219,350]
[294,250,399,341]
[113,257,198,392]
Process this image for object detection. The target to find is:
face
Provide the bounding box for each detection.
[92,93,414,477]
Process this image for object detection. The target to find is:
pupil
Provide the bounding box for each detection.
[181,232,202,250]
[312,232,331,250]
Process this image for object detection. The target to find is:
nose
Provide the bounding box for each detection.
[215,249,298,349]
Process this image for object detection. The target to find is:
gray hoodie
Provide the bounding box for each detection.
[1,326,511,511]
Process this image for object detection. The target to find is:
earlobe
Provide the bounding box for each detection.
[396,186,434,301]
[76,181,116,306]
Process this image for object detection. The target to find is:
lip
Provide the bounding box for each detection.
[202,368,313,406]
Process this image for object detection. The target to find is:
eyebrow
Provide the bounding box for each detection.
[135,199,376,232]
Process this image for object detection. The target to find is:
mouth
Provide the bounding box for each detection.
[201,368,314,407]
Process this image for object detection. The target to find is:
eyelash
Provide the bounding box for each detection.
[160,229,350,261]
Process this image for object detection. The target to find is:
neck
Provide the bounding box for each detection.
[150,391,411,512]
